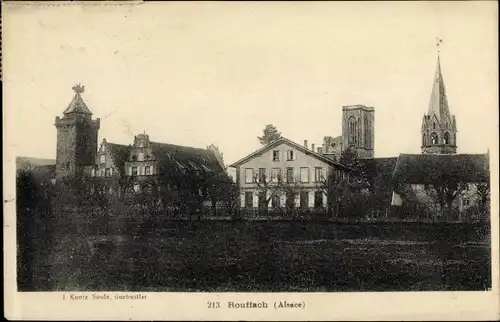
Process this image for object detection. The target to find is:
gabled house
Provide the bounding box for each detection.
[90,133,228,200]
[229,137,354,211]
[391,152,490,220]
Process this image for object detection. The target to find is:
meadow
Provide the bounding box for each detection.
[21,218,491,292]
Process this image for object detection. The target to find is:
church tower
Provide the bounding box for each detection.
[341,105,375,159]
[55,84,100,180]
[421,55,457,154]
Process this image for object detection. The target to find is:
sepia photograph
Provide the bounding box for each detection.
[3,1,498,320]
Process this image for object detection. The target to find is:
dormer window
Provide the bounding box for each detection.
[100,155,106,164]
[138,152,144,161]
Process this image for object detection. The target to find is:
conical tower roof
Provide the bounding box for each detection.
[427,56,450,122]
[63,84,92,115]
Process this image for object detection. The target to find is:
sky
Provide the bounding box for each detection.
[3,1,498,166]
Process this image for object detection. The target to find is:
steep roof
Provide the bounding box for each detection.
[63,92,92,115]
[392,153,489,185]
[151,142,225,175]
[427,56,451,123]
[107,143,131,175]
[229,137,353,171]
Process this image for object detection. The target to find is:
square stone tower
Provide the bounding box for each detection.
[342,105,375,159]
[54,84,100,180]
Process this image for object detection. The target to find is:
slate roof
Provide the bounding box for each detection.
[427,56,451,123]
[392,153,489,185]
[63,92,92,115]
[151,142,226,177]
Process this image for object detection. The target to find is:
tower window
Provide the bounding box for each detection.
[100,155,106,164]
[433,122,436,129]
[444,132,450,145]
[431,132,438,145]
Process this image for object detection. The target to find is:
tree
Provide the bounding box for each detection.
[339,147,370,189]
[316,172,346,216]
[474,181,490,220]
[252,172,284,215]
[258,124,281,145]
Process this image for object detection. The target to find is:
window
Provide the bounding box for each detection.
[132,167,138,176]
[102,144,106,152]
[431,132,438,145]
[348,115,358,146]
[245,192,253,208]
[314,191,323,208]
[91,168,95,177]
[463,199,470,206]
[109,168,113,176]
[300,167,309,183]
[258,168,266,183]
[138,152,144,161]
[100,155,106,164]
[300,191,309,209]
[443,132,450,145]
[272,150,280,161]
[286,149,295,161]
[433,122,436,129]
[271,168,282,182]
[145,166,151,176]
[315,167,324,182]
[66,162,70,170]
[105,168,110,177]
[245,168,254,183]
[286,167,294,182]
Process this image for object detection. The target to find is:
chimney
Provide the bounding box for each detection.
[311,143,315,152]
[317,147,323,154]
[304,140,308,149]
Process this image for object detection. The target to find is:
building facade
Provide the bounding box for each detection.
[230,137,353,211]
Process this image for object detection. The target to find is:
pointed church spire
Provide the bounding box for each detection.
[63,83,92,115]
[427,41,451,123]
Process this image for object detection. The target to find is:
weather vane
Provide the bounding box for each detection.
[436,37,443,55]
[72,83,85,94]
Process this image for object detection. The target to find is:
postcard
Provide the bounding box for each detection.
[3,1,499,320]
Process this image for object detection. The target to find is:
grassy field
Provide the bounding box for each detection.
[22,220,491,292]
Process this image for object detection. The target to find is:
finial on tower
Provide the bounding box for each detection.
[72,83,85,94]
[436,37,443,56]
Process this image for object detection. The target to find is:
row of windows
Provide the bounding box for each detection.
[245,167,325,184]
[91,168,113,177]
[244,191,324,208]
[272,149,296,162]
[425,132,452,145]
[128,165,153,176]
